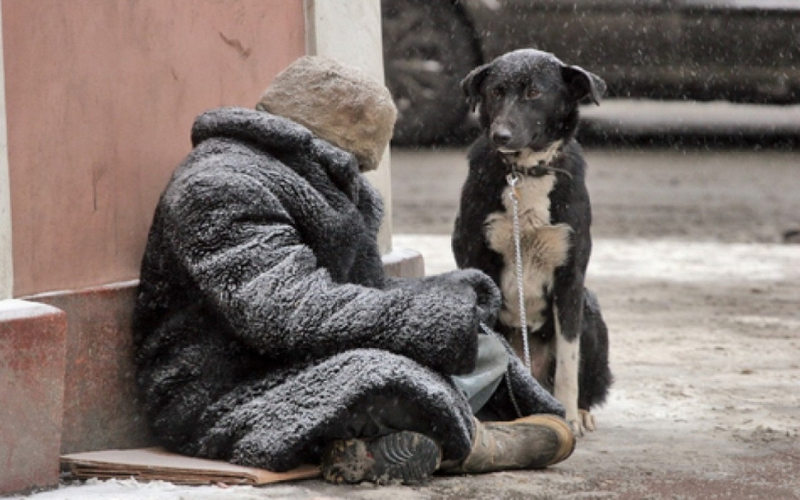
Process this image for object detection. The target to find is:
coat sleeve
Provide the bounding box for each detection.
[161,164,485,376]
[382,270,501,328]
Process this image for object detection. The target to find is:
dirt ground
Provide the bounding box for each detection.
[385,145,800,499]
[15,145,799,499]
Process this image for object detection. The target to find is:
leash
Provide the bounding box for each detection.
[495,148,569,417]
[479,170,530,418]
[502,151,571,371]
[506,171,532,372]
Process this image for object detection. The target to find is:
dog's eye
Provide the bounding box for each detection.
[525,87,542,100]
[491,87,505,98]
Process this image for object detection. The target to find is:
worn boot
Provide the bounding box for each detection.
[321,430,442,485]
[441,414,575,474]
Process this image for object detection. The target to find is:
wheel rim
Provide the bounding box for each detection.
[382,0,480,145]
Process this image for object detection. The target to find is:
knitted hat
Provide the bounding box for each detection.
[256,56,397,172]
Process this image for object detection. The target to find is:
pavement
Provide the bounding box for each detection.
[10,141,800,499]
[580,99,800,140]
[11,233,800,500]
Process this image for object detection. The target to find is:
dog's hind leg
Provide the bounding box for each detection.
[552,304,586,436]
[577,289,613,422]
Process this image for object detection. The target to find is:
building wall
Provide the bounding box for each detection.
[0,3,10,299]
[0,1,308,487]
[2,0,306,297]
[0,2,417,493]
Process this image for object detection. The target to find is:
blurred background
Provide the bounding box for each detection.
[381,0,800,147]
[381,0,800,245]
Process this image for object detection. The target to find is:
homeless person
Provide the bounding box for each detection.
[133,55,575,485]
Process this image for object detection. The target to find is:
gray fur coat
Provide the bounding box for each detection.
[133,107,563,471]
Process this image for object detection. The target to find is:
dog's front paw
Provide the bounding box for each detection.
[579,409,596,433]
[567,417,584,437]
[566,409,596,437]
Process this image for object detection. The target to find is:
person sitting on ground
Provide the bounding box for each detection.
[132,55,575,485]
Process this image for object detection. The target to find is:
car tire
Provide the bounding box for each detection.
[382,0,482,146]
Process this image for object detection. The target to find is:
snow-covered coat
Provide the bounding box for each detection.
[132,107,563,471]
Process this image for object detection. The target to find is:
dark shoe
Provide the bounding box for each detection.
[321,431,442,485]
[441,414,575,474]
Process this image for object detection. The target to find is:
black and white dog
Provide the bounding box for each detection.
[452,49,612,435]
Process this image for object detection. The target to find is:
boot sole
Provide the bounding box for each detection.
[321,431,441,485]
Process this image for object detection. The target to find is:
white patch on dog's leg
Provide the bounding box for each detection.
[552,304,584,436]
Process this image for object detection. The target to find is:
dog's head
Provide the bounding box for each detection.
[462,49,606,153]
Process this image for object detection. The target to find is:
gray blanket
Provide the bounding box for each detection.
[133,107,563,471]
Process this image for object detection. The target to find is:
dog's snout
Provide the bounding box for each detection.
[491,128,513,147]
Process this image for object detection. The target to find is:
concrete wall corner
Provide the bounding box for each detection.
[0,300,68,495]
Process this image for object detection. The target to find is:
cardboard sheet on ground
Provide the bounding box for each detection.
[61,447,320,486]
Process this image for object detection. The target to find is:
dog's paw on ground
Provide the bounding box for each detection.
[568,410,596,437]
[579,409,596,433]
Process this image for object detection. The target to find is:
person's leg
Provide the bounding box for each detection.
[190,348,474,474]
[320,392,576,483]
[319,334,509,485]
[320,339,576,483]
[450,332,509,413]
[444,328,577,474]
[440,414,575,474]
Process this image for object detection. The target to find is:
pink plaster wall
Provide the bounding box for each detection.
[2,0,306,297]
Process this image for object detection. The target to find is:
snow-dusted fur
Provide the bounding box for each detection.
[133,107,564,472]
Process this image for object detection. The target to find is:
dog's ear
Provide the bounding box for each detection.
[561,65,606,106]
[461,64,491,112]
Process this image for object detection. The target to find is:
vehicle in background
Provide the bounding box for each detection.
[381,0,800,145]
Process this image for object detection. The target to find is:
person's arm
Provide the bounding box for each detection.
[164,166,489,376]
[382,270,500,328]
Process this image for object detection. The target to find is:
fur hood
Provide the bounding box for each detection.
[190,106,367,210]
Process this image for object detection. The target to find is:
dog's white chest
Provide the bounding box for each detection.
[484,173,572,329]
